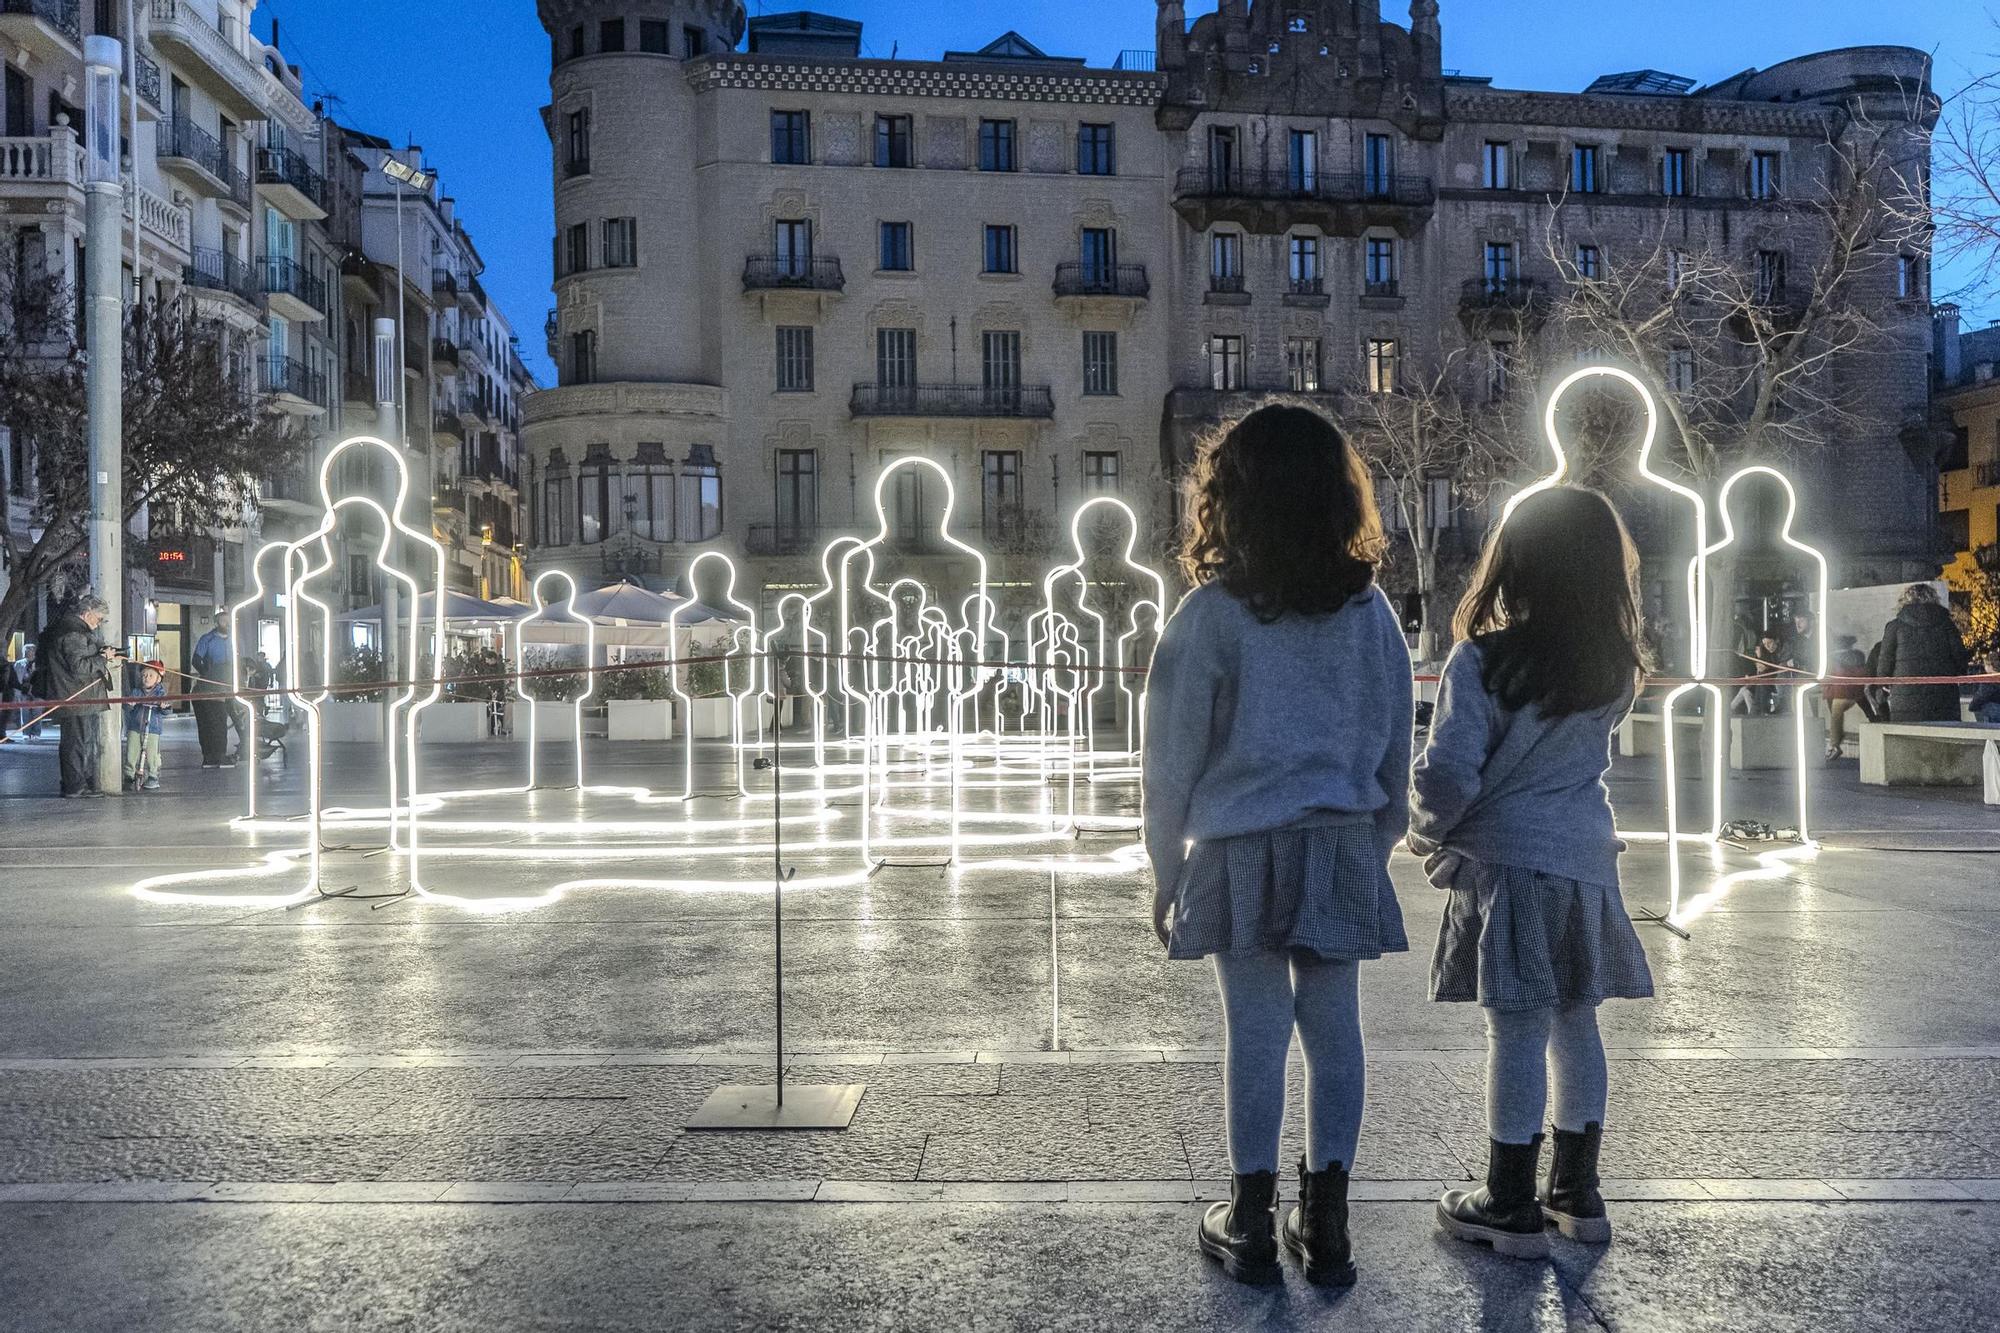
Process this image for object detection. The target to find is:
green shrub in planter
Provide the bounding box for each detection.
[601,662,672,701]
[684,659,728,698]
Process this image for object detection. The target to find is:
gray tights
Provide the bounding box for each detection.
[1484,1004,1609,1144]
[1212,951,1365,1174]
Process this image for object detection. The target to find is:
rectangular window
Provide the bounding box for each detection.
[1208,334,1244,390]
[1207,126,1238,187]
[1899,253,1923,299]
[876,328,917,391]
[543,474,570,545]
[875,115,913,168]
[565,108,591,176]
[1755,249,1787,303]
[1749,151,1780,200]
[602,217,638,268]
[1366,338,1400,394]
[1289,234,1321,291]
[1363,133,1393,195]
[979,119,1016,172]
[598,18,625,52]
[1288,129,1319,192]
[981,330,1022,409]
[1080,227,1116,286]
[776,449,817,538]
[775,326,814,392]
[568,24,585,61]
[1488,340,1515,401]
[1077,122,1115,176]
[1667,346,1696,394]
[683,26,707,59]
[1365,236,1396,293]
[629,460,673,541]
[879,221,913,271]
[578,460,610,544]
[1083,331,1118,396]
[984,224,1018,274]
[770,110,810,164]
[774,218,812,277]
[1575,244,1601,280]
[640,19,670,53]
[1210,232,1242,290]
[1284,337,1322,393]
[1571,143,1600,193]
[567,330,595,384]
[982,450,1022,541]
[1482,141,1511,189]
[681,450,722,541]
[1661,148,1689,197]
[1483,240,1514,291]
[1082,451,1121,495]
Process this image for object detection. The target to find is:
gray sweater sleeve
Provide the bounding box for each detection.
[1408,642,1493,855]
[1141,592,1220,892]
[1374,600,1415,857]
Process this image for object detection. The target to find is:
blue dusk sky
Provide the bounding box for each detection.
[250,0,1992,383]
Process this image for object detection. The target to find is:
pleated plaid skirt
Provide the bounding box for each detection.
[1166,818,1409,962]
[1425,850,1654,1010]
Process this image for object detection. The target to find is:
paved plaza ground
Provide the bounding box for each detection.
[0,720,1997,1330]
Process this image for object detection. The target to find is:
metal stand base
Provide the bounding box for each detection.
[1632,908,1691,940]
[686,1083,865,1131]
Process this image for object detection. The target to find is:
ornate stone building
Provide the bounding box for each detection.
[528,0,1940,609]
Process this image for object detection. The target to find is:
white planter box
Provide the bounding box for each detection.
[688,697,734,739]
[501,703,580,741]
[418,703,489,743]
[317,700,381,744]
[607,699,673,741]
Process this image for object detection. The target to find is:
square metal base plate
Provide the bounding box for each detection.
[685,1083,866,1131]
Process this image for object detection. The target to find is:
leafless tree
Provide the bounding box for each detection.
[0,270,304,642]
[1934,25,2000,298]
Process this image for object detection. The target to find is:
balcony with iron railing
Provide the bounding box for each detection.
[1458,277,1546,329]
[1362,278,1403,304]
[432,410,465,439]
[260,255,326,322]
[1205,270,1248,304]
[850,382,1055,420]
[746,524,822,557]
[261,354,327,412]
[432,267,460,298]
[1053,262,1150,300]
[0,0,80,61]
[743,255,845,292]
[157,118,247,206]
[183,246,259,307]
[254,145,328,220]
[432,337,461,367]
[1283,274,1329,308]
[133,51,163,117]
[1173,166,1436,236]
[148,0,265,120]
[1975,460,2000,489]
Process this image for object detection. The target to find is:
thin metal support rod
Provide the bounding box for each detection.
[772,646,784,1109]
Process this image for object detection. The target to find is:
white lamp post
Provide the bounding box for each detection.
[84,34,124,796]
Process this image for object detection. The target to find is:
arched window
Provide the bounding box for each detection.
[680,445,722,542]
[625,442,673,542]
[578,444,613,543]
[542,449,571,547]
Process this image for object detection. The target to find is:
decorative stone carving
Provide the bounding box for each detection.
[925,116,967,169]
[819,112,862,166]
[1027,119,1067,173]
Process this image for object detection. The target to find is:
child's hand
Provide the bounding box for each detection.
[1151,887,1173,949]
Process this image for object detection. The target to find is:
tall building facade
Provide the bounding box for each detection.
[527,0,1940,613]
[1935,309,2000,596]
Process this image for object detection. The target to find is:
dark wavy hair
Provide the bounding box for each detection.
[1178,405,1385,621]
[1453,486,1649,717]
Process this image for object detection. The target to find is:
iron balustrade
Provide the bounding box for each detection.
[183,246,259,304]
[743,255,845,291]
[1209,271,1246,294]
[260,354,326,406]
[1288,275,1326,297]
[1053,262,1150,298]
[432,337,461,366]
[432,267,460,297]
[157,117,226,180]
[433,411,465,438]
[746,524,822,556]
[134,52,163,113]
[1975,461,2000,489]
[1461,276,1541,306]
[850,382,1055,419]
[1174,166,1436,208]
[254,145,326,210]
[1363,279,1401,299]
[260,254,325,314]
[0,0,79,40]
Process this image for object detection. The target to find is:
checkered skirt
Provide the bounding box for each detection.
[1425,851,1655,1010]
[1166,819,1409,962]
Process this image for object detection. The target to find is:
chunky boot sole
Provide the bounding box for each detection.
[1198,1230,1283,1286]
[1281,1216,1357,1288]
[1542,1206,1612,1244]
[1436,1203,1552,1259]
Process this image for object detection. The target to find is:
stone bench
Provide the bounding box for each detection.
[1859,723,2000,797]
[1617,711,1707,758]
[1729,715,1796,771]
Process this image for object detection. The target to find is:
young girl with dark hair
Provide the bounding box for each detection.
[1411,486,1656,1260]
[1144,404,1414,1287]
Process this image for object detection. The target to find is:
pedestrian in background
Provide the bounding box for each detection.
[1144,405,1412,1288]
[189,612,236,769]
[38,594,118,798]
[1876,584,1970,723]
[5,645,42,740]
[1971,652,2000,725]
[1411,487,1655,1261]
[124,659,168,792]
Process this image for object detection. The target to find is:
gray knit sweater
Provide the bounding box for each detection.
[1141,583,1415,889]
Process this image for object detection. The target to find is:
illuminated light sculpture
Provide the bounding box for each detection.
[513,569,595,791]
[1046,496,1170,773]
[761,591,832,777]
[230,533,328,820]
[667,551,761,801]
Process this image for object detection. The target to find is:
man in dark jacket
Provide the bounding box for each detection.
[39,594,116,797]
[189,612,236,769]
[1876,585,1971,723]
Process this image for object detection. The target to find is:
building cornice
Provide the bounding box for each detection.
[1446,87,1836,137]
[690,55,1166,107]
[523,382,729,428]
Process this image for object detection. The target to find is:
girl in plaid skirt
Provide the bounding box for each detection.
[1144,405,1413,1288]
[1410,487,1655,1260]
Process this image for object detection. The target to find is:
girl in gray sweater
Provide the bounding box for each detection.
[1144,405,1413,1288]
[1410,487,1655,1260]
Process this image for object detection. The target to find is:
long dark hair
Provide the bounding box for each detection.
[1179,405,1385,621]
[1453,486,1648,716]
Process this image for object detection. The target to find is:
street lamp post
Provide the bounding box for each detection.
[377,156,433,739]
[83,35,124,796]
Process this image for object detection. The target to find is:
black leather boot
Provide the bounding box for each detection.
[1198,1170,1282,1285]
[1281,1157,1357,1287]
[1437,1136,1551,1259]
[1543,1122,1611,1242]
